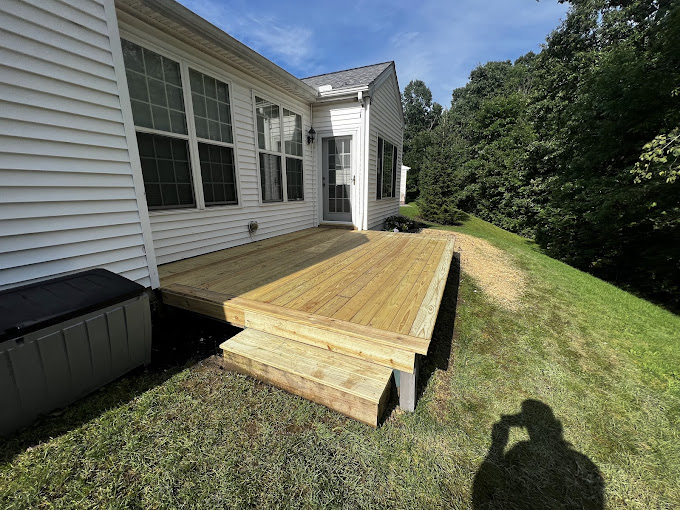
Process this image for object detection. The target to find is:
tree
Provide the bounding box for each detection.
[401,80,442,200]
[418,0,680,310]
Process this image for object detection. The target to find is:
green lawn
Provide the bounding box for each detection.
[2,207,678,509]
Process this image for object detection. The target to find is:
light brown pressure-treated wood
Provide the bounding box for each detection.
[160,227,455,424]
[220,329,393,426]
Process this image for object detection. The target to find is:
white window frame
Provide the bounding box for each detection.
[376,133,399,201]
[119,32,242,214]
[251,90,305,205]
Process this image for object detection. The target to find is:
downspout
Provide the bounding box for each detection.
[361,93,371,231]
[309,101,316,226]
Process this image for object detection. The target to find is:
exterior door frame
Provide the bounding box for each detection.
[315,128,361,227]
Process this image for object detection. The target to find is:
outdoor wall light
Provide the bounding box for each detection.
[307,127,316,145]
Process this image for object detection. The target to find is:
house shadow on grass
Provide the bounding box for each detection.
[416,252,461,400]
[0,307,238,464]
[472,400,604,510]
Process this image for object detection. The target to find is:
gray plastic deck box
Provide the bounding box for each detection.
[0,269,152,436]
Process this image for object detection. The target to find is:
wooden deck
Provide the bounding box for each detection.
[159,227,455,425]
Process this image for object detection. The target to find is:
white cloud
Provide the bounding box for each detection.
[177,0,317,73]
[240,14,314,69]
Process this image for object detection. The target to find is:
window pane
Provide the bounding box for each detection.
[136,132,194,209]
[198,143,237,206]
[286,157,304,201]
[131,100,152,129]
[283,108,302,157]
[122,40,186,134]
[376,137,384,199]
[190,69,233,144]
[383,140,394,198]
[255,96,281,152]
[259,153,282,202]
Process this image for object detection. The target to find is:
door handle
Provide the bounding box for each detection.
[322,176,326,187]
[352,175,356,185]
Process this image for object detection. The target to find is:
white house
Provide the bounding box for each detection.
[0,0,405,292]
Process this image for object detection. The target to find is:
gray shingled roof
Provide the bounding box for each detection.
[301,62,392,91]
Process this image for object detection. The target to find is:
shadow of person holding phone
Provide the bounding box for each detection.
[472,400,604,510]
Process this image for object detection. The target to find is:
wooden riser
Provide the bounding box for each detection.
[220,329,393,427]
[162,285,423,373]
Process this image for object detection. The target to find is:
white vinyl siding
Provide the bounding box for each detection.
[312,102,363,134]
[118,19,316,265]
[0,0,155,290]
[367,76,403,229]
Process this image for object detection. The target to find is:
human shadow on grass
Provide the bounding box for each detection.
[472,400,604,510]
[0,307,238,464]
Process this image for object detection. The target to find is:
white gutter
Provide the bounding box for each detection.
[309,102,317,227]
[362,93,371,231]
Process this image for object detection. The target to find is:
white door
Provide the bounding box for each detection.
[322,136,352,222]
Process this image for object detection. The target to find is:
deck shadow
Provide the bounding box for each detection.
[160,228,373,298]
[417,252,461,400]
[0,308,233,464]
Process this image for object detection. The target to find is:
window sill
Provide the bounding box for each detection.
[258,200,306,206]
[149,203,242,215]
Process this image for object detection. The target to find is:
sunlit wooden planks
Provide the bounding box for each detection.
[220,329,393,426]
[159,227,455,346]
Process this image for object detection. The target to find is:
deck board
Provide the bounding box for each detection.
[160,227,454,360]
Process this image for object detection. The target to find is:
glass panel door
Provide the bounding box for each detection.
[322,136,352,222]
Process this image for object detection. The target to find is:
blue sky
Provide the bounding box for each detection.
[177,0,570,106]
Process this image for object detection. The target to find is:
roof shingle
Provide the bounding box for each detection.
[301,62,392,91]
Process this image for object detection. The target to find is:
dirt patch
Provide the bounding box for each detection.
[421,229,526,311]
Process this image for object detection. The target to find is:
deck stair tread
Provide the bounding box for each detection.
[220,329,393,426]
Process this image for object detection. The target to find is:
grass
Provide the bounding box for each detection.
[2,206,679,509]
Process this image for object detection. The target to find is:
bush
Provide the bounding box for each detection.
[383,215,423,232]
[417,201,468,225]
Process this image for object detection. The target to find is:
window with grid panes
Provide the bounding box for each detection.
[283,108,304,200]
[255,95,304,202]
[122,39,238,209]
[189,69,237,205]
[376,137,398,199]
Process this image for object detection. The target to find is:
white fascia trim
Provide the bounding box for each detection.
[315,86,369,102]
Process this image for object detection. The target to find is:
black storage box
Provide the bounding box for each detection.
[0,269,152,435]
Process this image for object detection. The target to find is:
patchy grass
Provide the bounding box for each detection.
[1,209,679,509]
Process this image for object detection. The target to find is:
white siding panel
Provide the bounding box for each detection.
[2,211,143,236]
[1,49,120,95]
[1,0,111,50]
[0,119,128,150]
[0,68,122,110]
[0,83,124,123]
[0,154,133,175]
[0,35,115,81]
[0,169,133,188]
[0,6,113,65]
[0,0,153,290]
[1,101,126,137]
[312,102,363,134]
[0,200,140,219]
[367,76,403,229]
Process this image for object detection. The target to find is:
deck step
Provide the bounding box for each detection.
[229,297,426,373]
[220,329,393,426]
